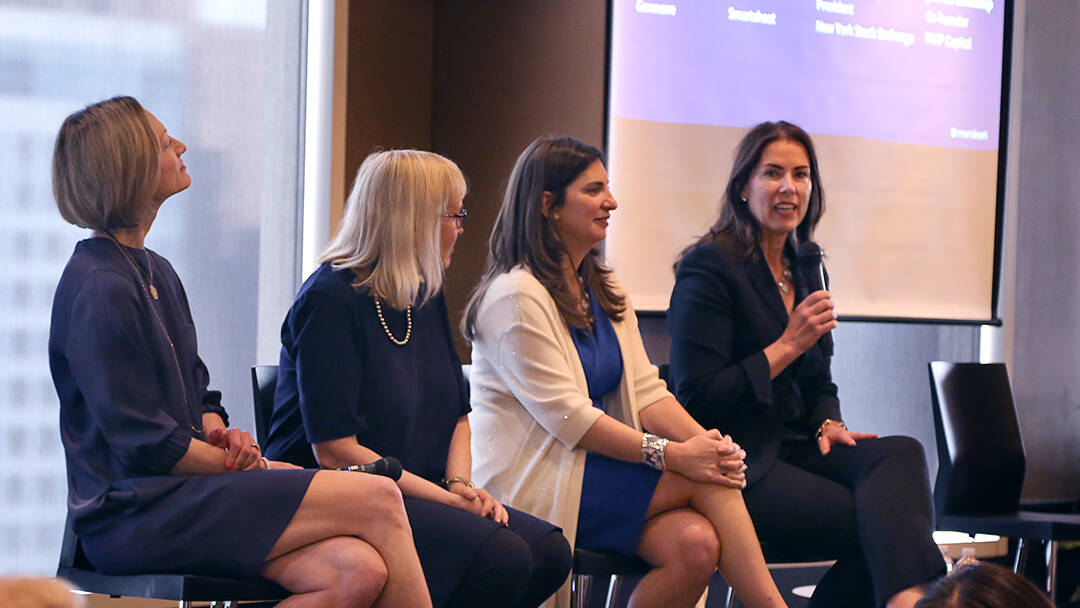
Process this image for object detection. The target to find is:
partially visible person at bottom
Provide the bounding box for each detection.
[0,578,84,608]
[264,149,571,608]
[50,96,430,608]
[668,120,945,608]
[915,562,1054,608]
[463,136,787,608]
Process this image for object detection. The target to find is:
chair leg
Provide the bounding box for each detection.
[606,574,621,608]
[1046,540,1058,602]
[573,573,593,608]
[1014,537,1029,574]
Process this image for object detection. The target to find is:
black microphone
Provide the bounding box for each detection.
[338,456,403,481]
[796,242,834,356]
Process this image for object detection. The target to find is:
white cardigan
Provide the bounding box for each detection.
[468,267,671,608]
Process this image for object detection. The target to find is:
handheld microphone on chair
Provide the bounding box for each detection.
[796,242,835,356]
[338,456,403,481]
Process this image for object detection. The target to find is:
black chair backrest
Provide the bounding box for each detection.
[928,361,1026,516]
[57,513,93,571]
[250,365,279,447]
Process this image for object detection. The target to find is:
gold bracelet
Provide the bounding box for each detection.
[443,476,474,489]
[815,419,846,440]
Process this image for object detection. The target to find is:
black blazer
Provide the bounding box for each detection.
[668,240,840,486]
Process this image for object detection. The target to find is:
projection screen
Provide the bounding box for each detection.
[606,0,1009,322]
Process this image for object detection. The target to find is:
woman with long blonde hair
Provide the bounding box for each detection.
[264,149,571,608]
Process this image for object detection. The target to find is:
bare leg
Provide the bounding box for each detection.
[631,508,720,608]
[263,536,387,607]
[265,470,431,608]
[644,472,786,608]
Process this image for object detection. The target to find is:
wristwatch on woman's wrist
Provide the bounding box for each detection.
[641,433,669,471]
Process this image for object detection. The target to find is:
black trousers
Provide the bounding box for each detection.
[743,436,945,608]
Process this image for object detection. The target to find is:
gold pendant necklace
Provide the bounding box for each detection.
[775,264,793,295]
[144,249,159,300]
[108,237,200,433]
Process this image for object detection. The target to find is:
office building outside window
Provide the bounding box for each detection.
[0,0,305,574]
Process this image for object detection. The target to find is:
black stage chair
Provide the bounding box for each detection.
[58,504,287,608]
[57,514,287,607]
[250,365,279,446]
[929,361,1080,603]
[572,548,652,608]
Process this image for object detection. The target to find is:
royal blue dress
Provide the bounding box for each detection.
[49,238,316,579]
[572,291,662,556]
[264,262,561,604]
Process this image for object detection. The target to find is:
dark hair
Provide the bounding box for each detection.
[915,562,1053,608]
[52,96,159,231]
[677,120,825,266]
[463,136,625,338]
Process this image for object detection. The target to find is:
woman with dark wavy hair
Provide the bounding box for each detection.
[463,136,788,608]
[669,121,945,607]
[915,562,1053,608]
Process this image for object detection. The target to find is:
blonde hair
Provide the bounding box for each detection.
[51,96,160,231]
[319,149,466,309]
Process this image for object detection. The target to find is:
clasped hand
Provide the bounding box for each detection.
[448,482,510,525]
[207,427,264,471]
[666,429,747,489]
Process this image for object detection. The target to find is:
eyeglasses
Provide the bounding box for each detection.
[443,208,468,227]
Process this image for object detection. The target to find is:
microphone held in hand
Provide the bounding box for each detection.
[797,241,827,293]
[796,241,835,356]
[338,456,403,481]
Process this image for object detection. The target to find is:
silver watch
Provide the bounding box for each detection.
[641,433,669,471]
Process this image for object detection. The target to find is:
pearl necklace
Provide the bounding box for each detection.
[374,297,412,346]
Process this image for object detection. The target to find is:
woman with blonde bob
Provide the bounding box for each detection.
[463,136,787,608]
[49,96,432,607]
[264,149,572,608]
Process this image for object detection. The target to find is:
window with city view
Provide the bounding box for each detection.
[0,0,305,574]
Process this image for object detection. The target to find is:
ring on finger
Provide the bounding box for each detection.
[251,441,260,451]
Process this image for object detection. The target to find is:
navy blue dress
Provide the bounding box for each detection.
[265,263,561,604]
[572,292,662,556]
[48,238,315,579]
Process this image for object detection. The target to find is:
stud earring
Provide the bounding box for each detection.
[553,213,560,221]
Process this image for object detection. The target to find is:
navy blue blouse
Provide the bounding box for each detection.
[265,263,470,482]
[49,238,229,533]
